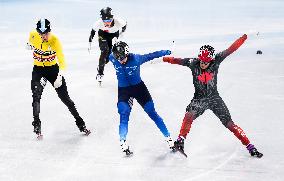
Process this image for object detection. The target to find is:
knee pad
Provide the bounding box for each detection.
[53,75,63,89]
[31,81,43,101]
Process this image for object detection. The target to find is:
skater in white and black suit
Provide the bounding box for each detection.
[88,7,127,84]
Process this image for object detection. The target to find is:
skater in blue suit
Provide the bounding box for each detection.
[109,41,174,155]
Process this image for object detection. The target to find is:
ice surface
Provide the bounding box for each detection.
[0,0,284,180]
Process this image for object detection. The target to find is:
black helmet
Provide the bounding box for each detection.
[36,18,51,34]
[100,7,113,20]
[112,41,129,61]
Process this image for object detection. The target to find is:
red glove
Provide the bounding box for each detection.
[163,57,175,64]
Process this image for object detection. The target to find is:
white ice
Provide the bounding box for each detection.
[0,0,284,180]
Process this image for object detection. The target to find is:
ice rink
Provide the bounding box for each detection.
[1,0,284,180]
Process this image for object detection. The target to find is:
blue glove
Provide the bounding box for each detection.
[161,50,171,56]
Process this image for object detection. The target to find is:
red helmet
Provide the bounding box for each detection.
[198,45,215,62]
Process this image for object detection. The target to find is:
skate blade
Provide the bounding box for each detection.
[177,149,188,158]
[125,152,133,157]
[123,150,133,157]
[36,134,43,140]
[253,152,263,158]
[173,145,187,158]
[84,130,91,136]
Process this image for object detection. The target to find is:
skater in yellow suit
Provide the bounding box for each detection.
[29,28,65,69]
[27,18,90,138]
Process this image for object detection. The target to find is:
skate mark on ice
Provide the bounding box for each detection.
[183,148,237,181]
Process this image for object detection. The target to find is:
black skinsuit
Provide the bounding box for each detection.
[176,51,232,126]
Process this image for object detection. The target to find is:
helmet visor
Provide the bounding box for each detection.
[103,19,113,23]
[114,52,127,61]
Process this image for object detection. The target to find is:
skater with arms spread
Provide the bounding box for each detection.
[163,34,263,158]
[109,41,174,156]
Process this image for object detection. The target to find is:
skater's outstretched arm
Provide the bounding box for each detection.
[138,50,171,64]
[217,34,247,61]
[163,57,198,68]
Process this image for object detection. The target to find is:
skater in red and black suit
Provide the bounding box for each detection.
[163,34,263,158]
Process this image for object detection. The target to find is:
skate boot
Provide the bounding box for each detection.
[96,74,103,86]
[79,125,91,136]
[120,140,133,156]
[247,144,263,158]
[165,136,175,150]
[32,118,42,139]
[174,136,187,157]
[76,118,91,136]
[174,136,185,151]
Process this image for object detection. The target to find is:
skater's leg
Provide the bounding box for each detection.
[133,81,170,137]
[31,67,46,134]
[55,78,79,118]
[209,95,250,146]
[174,99,207,151]
[226,121,250,146]
[97,38,111,75]
[178,112,194,139]
[209,95,262,157]
[117,87,134,154]
[105,37,113,64]
[54,77,86,131]
[117,101,131,141]
[179,98,207,138]
[143,101,170,137]
[227,121,263,157]
[117,86,133,141]
[226,120,262,157]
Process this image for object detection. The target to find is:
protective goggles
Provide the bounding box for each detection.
[200,61,210,65]
[103,19,113,23]
[114,53,127,61]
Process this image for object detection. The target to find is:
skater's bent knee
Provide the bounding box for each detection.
[118,102,131,115]
[224,120,234,129]
[185,111,193,117]
[143,101,155,113]
[184,111,195,121]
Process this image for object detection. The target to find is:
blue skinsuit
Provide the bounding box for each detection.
[109,50,171,141]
